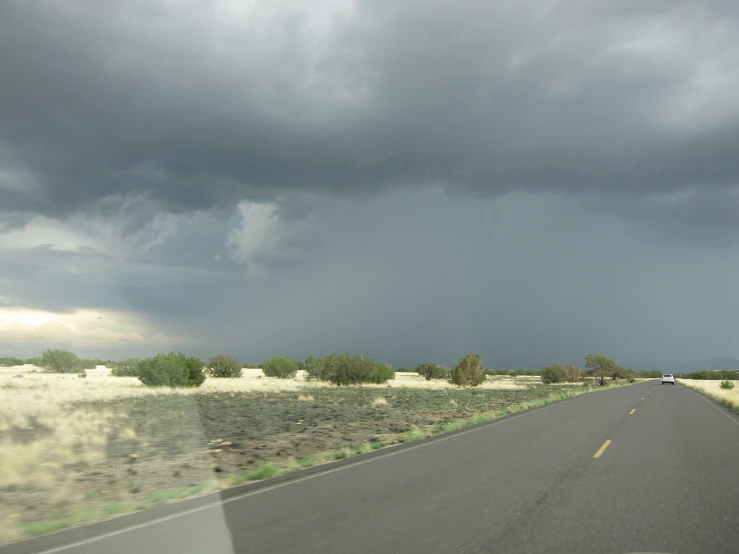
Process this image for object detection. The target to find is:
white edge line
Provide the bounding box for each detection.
[698,393,739,427]
[31,386,632,554]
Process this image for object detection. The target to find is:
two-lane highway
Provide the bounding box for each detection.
[4,381,739,554]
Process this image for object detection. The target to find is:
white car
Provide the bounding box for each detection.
[661,374,675,385]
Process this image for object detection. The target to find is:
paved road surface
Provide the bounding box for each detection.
[3,381,739,554]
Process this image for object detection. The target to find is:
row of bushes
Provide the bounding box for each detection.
[13,349,681,389]
[414,355,487,386]
[685,370,739,381]
[484,368,540,376]
[1,352,120,372]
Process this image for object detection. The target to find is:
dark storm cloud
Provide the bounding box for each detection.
[2,0,739,228]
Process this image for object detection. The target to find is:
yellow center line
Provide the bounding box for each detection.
[629,409,636,415]
[593,440,612,458]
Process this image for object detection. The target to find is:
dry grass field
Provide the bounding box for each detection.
[0,365,618,545]
[678,379,739,411]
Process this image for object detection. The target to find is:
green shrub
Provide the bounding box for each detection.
[137,352,205,388]
[77,372,87,378]
[450,354,485,387]
[303,356,326,381]
[720,380,735,390]
[261,356,299,379]
[0,357,25,367]
[374,362,396,383]
[111,358,140,377]
[416,363,450,381]
[40,349,82,373]
[541,364,566,384]
[205,354,243,378]
[306,353,395,386]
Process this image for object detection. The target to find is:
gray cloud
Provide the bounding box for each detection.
[1,0,739,231]
[3,1,739,366]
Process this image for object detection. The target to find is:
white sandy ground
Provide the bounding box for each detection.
[678,379,739,409]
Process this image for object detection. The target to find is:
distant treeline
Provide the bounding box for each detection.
[683,369,739,380]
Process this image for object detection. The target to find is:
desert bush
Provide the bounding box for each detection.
[374,362,396,382]
[720,380,735,390]
[111,358,140,377]
[690,370,739,381]
[261,356,299,379]
[305,353,395,385]
[137,352,205,388]
[563,362,582,382]
[25,357,42,366]
[205,354,243,378]
[0,357,25,367]
[416,363,450,381]
[40,349,82,373]
[450,354,485,387]
[541,364,566,384]
[303,356,326,381]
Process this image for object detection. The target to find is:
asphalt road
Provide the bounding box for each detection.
[4,381,739,554]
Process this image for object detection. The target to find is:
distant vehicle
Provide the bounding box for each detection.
[662,374,675,385]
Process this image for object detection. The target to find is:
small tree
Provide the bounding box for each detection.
[111,358,140,377]
[416,363,449,381]
[585,354,619,386]
[137,352,205,388]
[610,365,626,380]
[261,356,299,379]
[541,364,566,384]
[450,354,485,387]
[40,349,82,373]
[205,354,243,378]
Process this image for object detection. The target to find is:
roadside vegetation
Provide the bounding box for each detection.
[681,369,739,380]
[0,348,639,545]
[679,378,739,414]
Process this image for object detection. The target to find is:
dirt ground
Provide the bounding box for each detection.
[0,366,582,544]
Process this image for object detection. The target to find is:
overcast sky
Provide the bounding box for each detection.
[1,0,739,369]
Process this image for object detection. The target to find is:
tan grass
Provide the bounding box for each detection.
[679,379,739,409]
[372,397,388,407]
